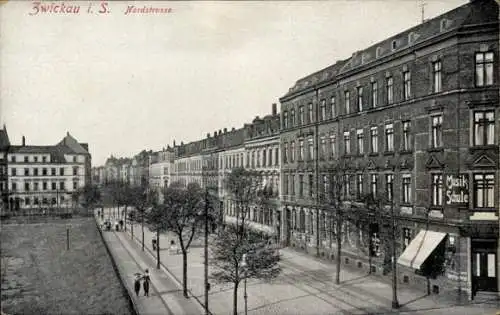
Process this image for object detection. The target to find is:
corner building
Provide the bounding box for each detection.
[280,0,499,300]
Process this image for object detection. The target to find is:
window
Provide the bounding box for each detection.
[402,121,411,151]
[60,181,65,191]
[330,97,336,118]
[357,87,363,112]
[431,174,443,206]
[473,174,494,208]
[370,127,379,153]
[309,174,314,197]
[403,71,411,100]
[34,156,38,162]
[356,174,363,198]
[275,148,279,166]
[402,228,412,250]
[356,129,364,154]
[385,174,394,202]
[256,150,260,168]
[320,137,326,158]
[402,174,411,204]
[320,99,326,121]
[283,143,288,163]
[475,52,494,86]
[42,156,46,163]
[283,175,289,195]
[329,135,336,158]
[290,175,295,195]
[73,181,78,190]
[473,111,495,146]
[299,106,304,125]
[24,168,29,176]
[11,182,17,191]
[322,174,328,198]
[308,138,314,160]
[283,111,288,129]
[433,61,442,93]
[370,174,378,196]
[262,149,266,167]
[299,140,304,160]
[371,81,378,108]
[431,115,443,148]
[24,156,28,162]
[42,168,47,176]
[386,77,393,104]
[290,141,296,162]
[290,109,295,126]
[51,168,56,176]
[25,198,30,206]
[385,123,394,152]
[343,174,350,198]
[34,182,39,191]
[73,166,78,176]
[299,175,304,197]
[11,156,15,162]
[344,91,350,114]
[11,168,16,176]
[24,182,30,191]
[343,131,351,155]
[51,182,56,191]
[73,156,77,163]
[43,181,47,191]
[308,103,313,123]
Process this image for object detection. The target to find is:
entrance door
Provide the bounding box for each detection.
[471,240,498,294]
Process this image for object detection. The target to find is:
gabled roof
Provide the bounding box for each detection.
[9,145,67,163]
[56,132,89,154]
[0,125,10,149]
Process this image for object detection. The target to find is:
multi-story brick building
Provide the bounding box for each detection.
[279,0,499,300]
[6,132,91,212]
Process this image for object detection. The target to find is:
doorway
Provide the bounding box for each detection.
[471,239,498,296]
[285,208,291,247]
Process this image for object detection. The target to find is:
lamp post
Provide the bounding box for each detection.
[204,187,209,315]
[240,253,248,315]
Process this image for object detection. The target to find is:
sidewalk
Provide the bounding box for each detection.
[96,212,203,315]
[129,220,499,315]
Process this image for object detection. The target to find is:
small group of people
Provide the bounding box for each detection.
[134,269,151,297]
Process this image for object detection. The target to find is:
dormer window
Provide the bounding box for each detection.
[376,47,383,58]
[391,40,397,51]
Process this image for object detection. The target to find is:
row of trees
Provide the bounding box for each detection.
[100,168,280,315]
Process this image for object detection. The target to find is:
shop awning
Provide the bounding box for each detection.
[397,230,447,270]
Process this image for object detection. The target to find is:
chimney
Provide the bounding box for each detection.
[272,103,277,115]
[223,128,227,134]
[173,140,176,147]
[207,133,211,138]
[22,136,25,146]
[218,129,222,136]
[67,131,69,136]
[231,127,235,132]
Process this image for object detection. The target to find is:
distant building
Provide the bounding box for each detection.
[0,125,11,210]
[149,147,174,202]
[6,132,91,212]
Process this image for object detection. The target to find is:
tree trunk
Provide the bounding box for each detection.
[182,250,189,298]
[233,281,239,315]
[336,231,341,285]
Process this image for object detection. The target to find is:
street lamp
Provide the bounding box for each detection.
[240,253,248,315]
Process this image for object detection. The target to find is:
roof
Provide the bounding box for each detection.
[0,125,10,149]
[56,132,89,154]
[282,0,499,98]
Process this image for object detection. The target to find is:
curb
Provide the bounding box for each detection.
[94,219,140,315]
[127,224,210,315]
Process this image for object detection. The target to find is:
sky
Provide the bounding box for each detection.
[0,0,467,166]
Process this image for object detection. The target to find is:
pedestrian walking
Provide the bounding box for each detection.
[142,269,150,297]
[134,274,141,296]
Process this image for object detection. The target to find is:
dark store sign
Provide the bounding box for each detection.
[445,174,469,205]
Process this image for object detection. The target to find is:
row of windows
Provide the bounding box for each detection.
[8,167,80,177]
[10,155,81,163]
[282,173,496,209]
[284,109,494,162]
[20,196,66,206]
[245,148,280,169]
[282,52,495,129]
[9,181,79,192]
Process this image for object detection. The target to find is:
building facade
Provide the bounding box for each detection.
[6,132,91,212]
[279,0,499,299]
[0,125,10,211]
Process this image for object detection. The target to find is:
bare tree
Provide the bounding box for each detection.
[154,181,205,298]
[210,167,281,315]
[129,183,156,251]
